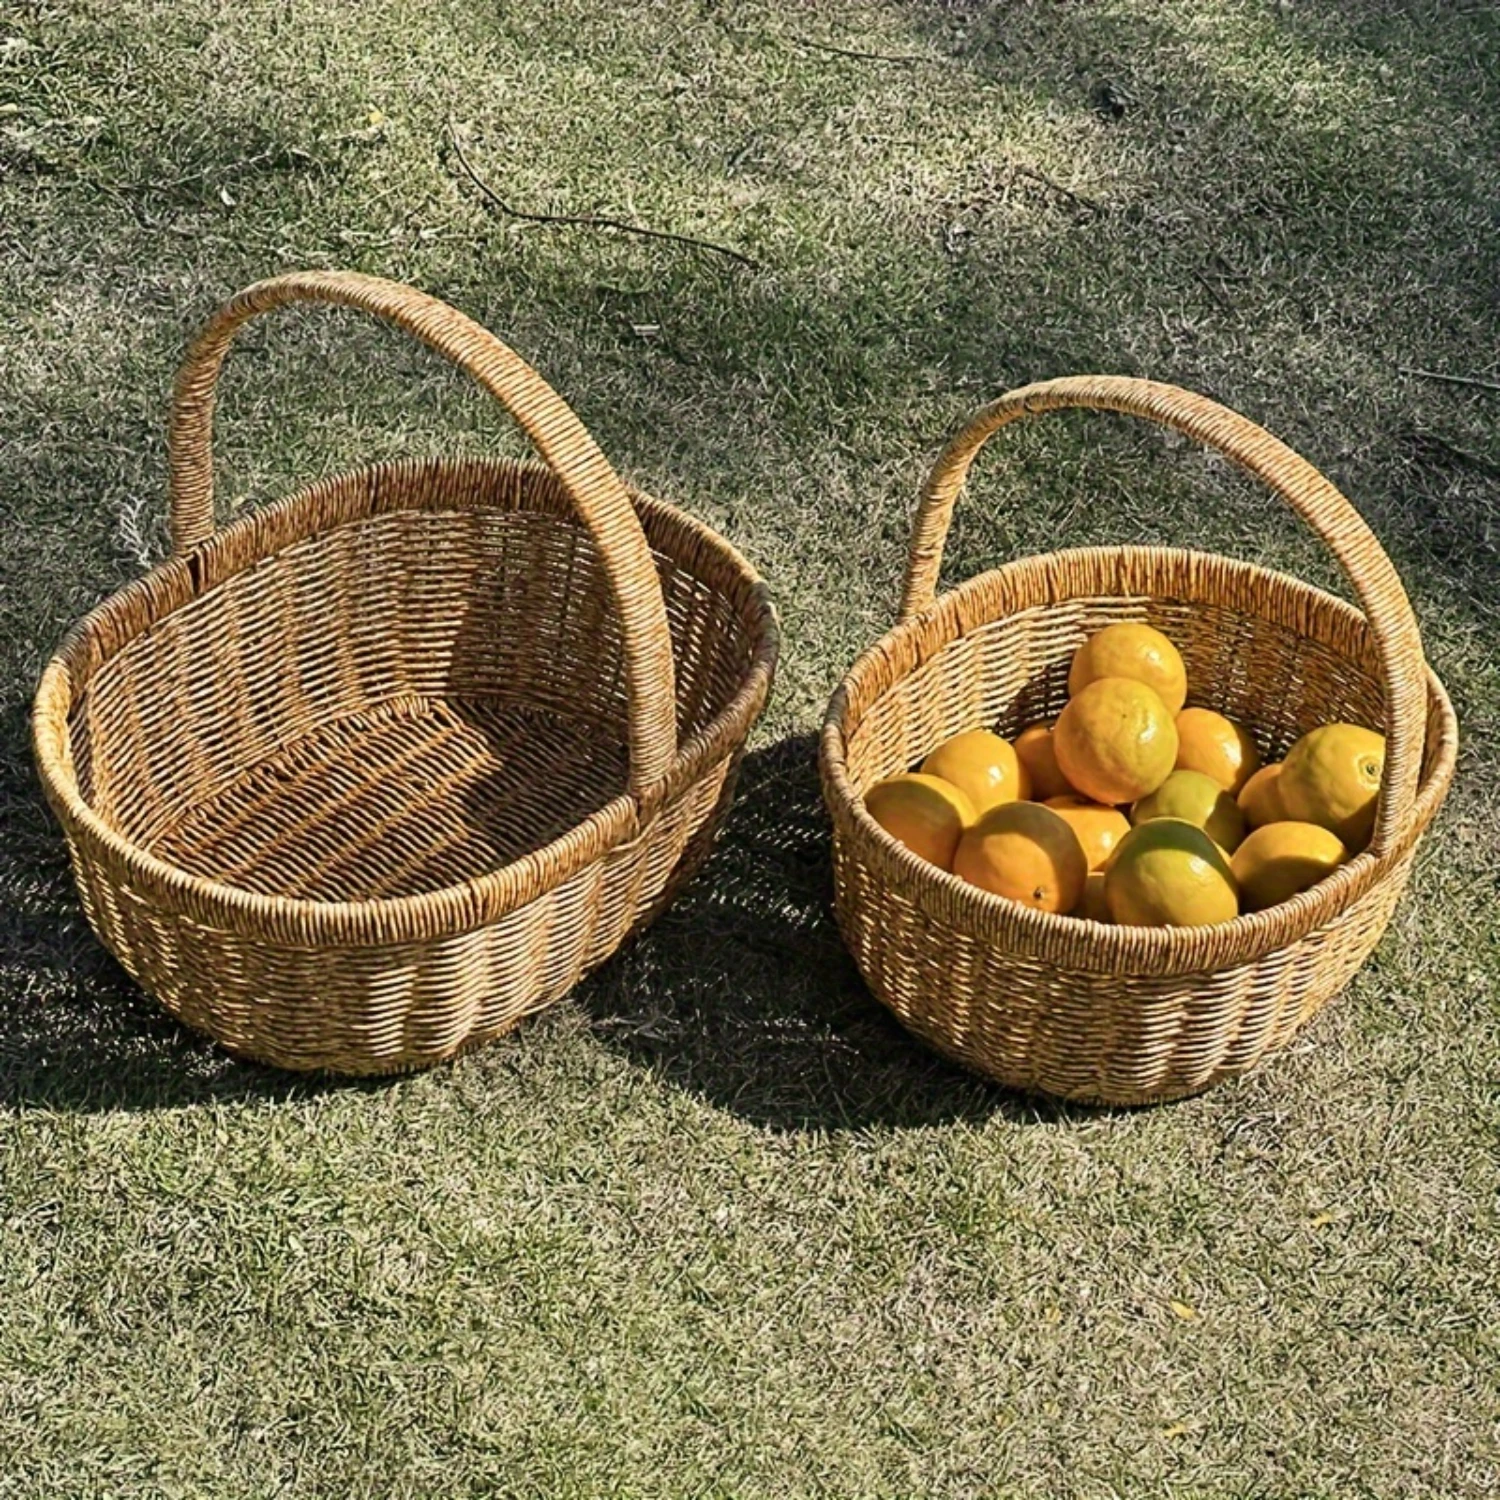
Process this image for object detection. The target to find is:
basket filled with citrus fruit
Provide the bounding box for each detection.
[821,377,1456,1105]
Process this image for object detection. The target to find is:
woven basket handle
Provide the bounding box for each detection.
[168,269,679,805]
[899,375,1428,859]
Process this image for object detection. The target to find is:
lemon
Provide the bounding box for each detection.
[1068,622,1188,715]
[1237,762,1286,829]
[1044,795,1132,872]
[953,801,1087,914]
[1132,768,1247,853]
[1279,724,1384,851]
[1174,707,1261,794]
[1014,719,1075,801]
[865,773,975,869]
[1053,677,1179,806]
[1230,821,1346,911]
[1105,818,1239,927]
[921,728,1030,814]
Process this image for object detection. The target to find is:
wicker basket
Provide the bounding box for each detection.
[33,271,777,1075]
[821,377,1457,1105]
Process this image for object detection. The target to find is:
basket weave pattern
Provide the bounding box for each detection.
[35,272,777,1074]
[822,378,1456,1105]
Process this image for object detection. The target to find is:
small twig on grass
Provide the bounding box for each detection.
[1192,267,1236,314]
[1010,163,1104,215]
[447,121,760,270]
[784,32,934,65]
[1398,367,1500,394]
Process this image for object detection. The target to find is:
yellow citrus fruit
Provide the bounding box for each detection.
[1044,795,1131,872]
[1237,761,1286,829]
[865,773,975,870]
[921,728,1031,814]
[1105,818,1239,927]
[952,801,1087,914]
[1131,768,1247,854]
[1075,871,1111,923]
[1174,707,1261,794]
[1278,723,1385,851]
[1067,622,1188,715]
[1053,677,1179,806]
[1230,821,1346,912]
[1014,719,1075,801]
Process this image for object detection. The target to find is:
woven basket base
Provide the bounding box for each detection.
[148,694,629,904]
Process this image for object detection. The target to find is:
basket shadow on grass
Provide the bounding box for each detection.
[576,732,1059,1132]
[1,690,1036,1126]
[0,700,392,1115]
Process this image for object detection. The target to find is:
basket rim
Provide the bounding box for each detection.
[821,545,1458,974]
[33,455,779,948]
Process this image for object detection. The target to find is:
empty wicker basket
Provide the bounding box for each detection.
[821,377,1456,1105]
[33,271,777,1074]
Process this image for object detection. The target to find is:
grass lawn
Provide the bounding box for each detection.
[3,0,1498,1494]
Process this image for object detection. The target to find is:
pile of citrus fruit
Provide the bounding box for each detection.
[864,622,1385,927]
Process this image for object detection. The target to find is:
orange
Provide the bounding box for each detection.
[1131,768,1247,854]
[1278,723,1385,851]
[1237,762,1286,829]
[1231,821,1346,912]
[1174,707,1261,794]
[1053,677,1179,806]
[864,773,975,870]
[921,728,1030,814]
[1044,795,1131,872]
[1074,871,1111,923]
[1067,622,1188,715]
[1014,719,1075,801]
[952,801,1087,914]
[1105,818,1239,928]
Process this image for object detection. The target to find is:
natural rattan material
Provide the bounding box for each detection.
[821,377,1456,1105]
[33,271,778,1074]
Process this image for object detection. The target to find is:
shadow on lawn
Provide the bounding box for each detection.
[0,699,393,1115]
[577,733,1067,1132]
[1,707,1057,1128]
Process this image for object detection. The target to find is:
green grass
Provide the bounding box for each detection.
[3,0,1499,1494]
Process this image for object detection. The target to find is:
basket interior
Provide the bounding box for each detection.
[62,461,766,903]
[841,554,1411,799]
